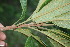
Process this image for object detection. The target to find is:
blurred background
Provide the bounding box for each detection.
[0,0,39,47]
[0,0,70,47]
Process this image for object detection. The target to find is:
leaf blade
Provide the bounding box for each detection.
[28,27,70,47]
[31,0,70,23]
[15,28,46,47]
[25,36,44,47]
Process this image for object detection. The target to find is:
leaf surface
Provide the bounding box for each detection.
[14,0,27,24]
[27,0,52,21]
[20,0,27,19]
[25,36,44,47]
[48,38,63,47]
[52,11,70,29]
[15,28,46,47]
[31,0,70,23]
[29,27,70,47]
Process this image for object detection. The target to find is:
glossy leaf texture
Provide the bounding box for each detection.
[25,36,44,47]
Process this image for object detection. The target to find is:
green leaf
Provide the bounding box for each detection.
[30,0,70,23]
[42,30,70,47]
[28,27,70,47]
[48,38,63,47]
[34,0,52,13]
[34,0,46,13]
[19,0,27,20]
[15,28,46,47]
[15,28,32,36]
[25,36,44,47]
[52,11,70,29]
[39,0,52,11]
[49,29,70,39]
[27,0,52,21]
[13,0,27,24]
[20,0,27,10]
[27,0,47,21]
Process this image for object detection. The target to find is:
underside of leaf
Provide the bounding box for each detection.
[28,27,70,47]
[31,0,70,24]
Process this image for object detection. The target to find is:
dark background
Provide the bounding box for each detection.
[0,0,70,47]
[0,0,39,47]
